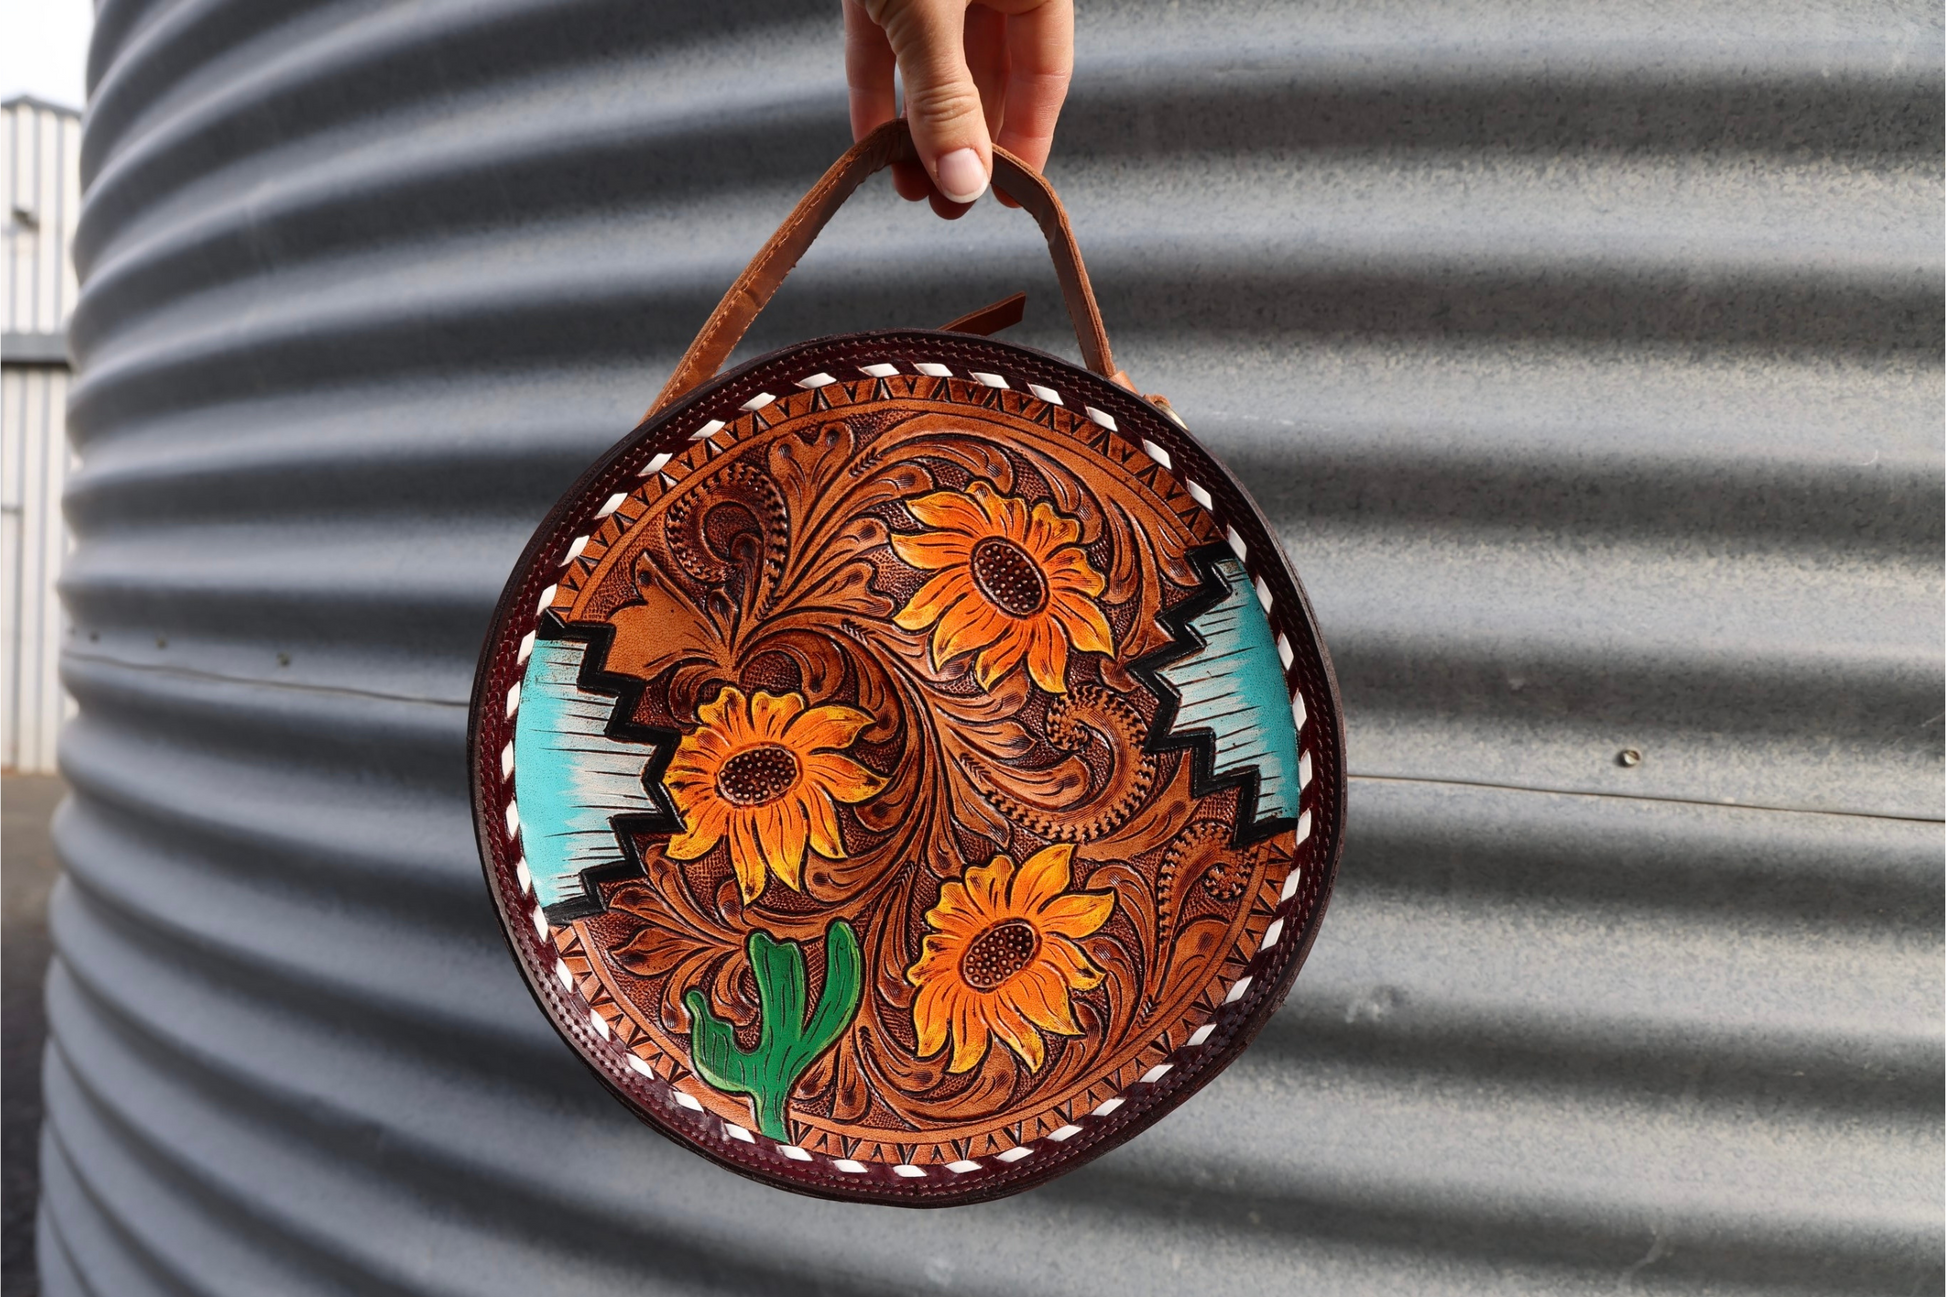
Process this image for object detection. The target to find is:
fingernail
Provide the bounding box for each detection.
[935,148,988,204]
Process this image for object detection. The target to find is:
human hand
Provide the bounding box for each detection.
[843,0,1074,218]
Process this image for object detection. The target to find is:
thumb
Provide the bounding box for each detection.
[873,0,991,203]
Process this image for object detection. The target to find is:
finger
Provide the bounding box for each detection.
[891,158,933,203]
[955,5,1007,215]
[871,0,992,203]
[964,4,1010,141]
[928,187,976,219]
[846,0,930,202]
[994,0,1071,174]
[890,158,932,201]
[844,0,900,138]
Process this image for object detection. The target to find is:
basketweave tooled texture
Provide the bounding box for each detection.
[469,330,1345,1205]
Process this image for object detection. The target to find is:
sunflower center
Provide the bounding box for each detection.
[969,537,1049,616]
[959,918,1041,991]
[715,744,801,806]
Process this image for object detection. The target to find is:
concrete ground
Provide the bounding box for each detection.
[3,775,61,1297]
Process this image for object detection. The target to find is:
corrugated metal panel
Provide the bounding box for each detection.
[3,96,81,775]
[1,363,74,774]
[42,1,1943,1293]
[4,96,82,338]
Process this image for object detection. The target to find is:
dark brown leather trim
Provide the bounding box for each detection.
[470,330,1345,1206]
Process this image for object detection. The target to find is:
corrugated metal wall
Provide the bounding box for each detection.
[2,95,82,775]
[2,363,73,774]
[42,1,1943,1293]
[4,97,81,338]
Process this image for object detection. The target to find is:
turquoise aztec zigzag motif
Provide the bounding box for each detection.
[1131,546,1304,844]
[512,625,677,920]
[512,542,1305,921]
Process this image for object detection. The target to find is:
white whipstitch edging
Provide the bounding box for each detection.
[503,355,1316,1182]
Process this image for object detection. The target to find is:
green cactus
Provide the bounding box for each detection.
[685,919,862,1141]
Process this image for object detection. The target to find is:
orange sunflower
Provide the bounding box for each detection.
[663,686,886,904]
[906,843,1115,1073]
[891,480,1114,693]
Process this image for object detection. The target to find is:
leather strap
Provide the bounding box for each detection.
[941,291,1027,336]
[645,120,1117,420]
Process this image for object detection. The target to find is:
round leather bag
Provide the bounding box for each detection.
[469,122,1345,1205]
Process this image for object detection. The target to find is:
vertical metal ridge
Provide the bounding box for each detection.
[4,95,81,773]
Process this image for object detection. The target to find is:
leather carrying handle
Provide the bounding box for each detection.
[941,290,1027,336]
[645,119,1117,420]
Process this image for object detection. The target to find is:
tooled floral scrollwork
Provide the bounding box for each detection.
[570,393,1281,1144]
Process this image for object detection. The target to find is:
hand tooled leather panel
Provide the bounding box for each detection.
[471,332,1344,1205]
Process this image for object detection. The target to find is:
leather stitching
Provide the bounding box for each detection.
[470,332,1345,1205]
